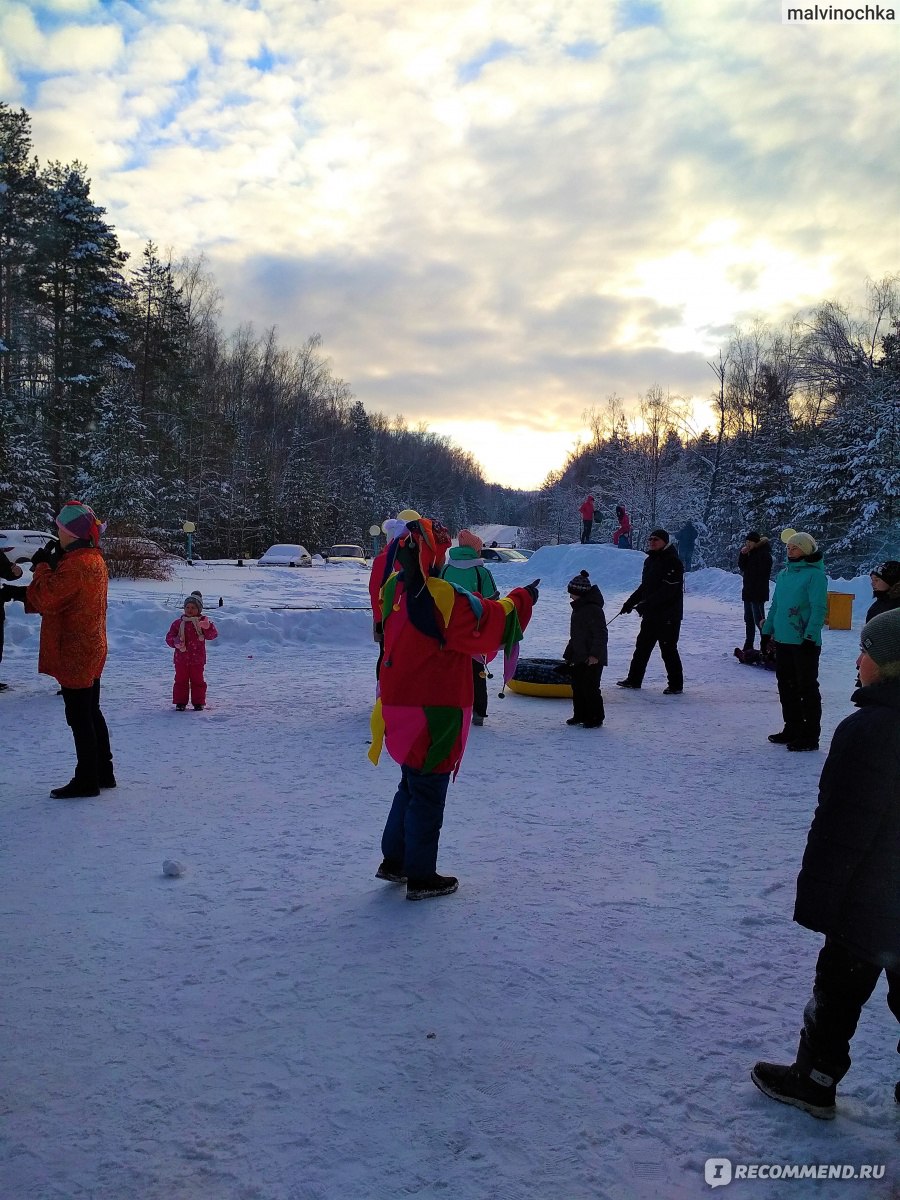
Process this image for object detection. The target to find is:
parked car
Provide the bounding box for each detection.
[0,528,53,564]
[481,547,529,563]
[326,544,368,566]
[258,543,313,567]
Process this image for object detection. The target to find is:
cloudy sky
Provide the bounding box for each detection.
[2,0,898,487]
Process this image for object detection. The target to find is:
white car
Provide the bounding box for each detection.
[326,543,368,566]
[258,543,313,567]
[0,528,53,564]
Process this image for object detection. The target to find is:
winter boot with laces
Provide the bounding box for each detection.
[406,873,459,901]
[750,1061,836,1120]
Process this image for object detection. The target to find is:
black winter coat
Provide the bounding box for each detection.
[564,587,608,665]
[793,680,900,969]
[737,539,773,602]
[865,581,900,623]
[624,543,684,621]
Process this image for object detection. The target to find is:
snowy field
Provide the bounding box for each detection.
[1,545,896,1200]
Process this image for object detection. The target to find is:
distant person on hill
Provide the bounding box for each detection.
[165,591,218,711]
[674,520,698,571]
[440,529,500,727]
[612,505,632,549]
[562,570,608,728]
[25,501,115,798]
[617,529,685,695]
[762,532,828,753]
[579,495,595,544]
[751,607,900,1121]
[737,531,773,653]
[368,516,538,900]
[866,560,900,622]
[0,548,26,692]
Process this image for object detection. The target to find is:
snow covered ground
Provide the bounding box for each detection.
[1,546,896,1200]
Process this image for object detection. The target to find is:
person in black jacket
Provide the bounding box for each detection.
[866,560,900,623]
[0,549,27,692]
[737,531,773,652]
[562,570,608,728]
[751,607,900,1120]
[616,529,684,694]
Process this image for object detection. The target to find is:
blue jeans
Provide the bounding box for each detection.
[382,765,451,879]
[743,600,766,649]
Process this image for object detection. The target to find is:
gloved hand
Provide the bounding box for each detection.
[523,578,540,603]
[199,616,211,630]
[31,538,62,569]
[620,600,634,615]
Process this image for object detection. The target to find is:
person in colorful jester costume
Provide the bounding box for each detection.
[368,516,539,900]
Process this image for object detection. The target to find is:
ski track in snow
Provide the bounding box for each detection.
[1,550,898,1200]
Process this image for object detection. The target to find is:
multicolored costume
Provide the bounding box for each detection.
[368,518,535,885]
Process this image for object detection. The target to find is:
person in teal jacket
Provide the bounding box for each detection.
[440,529,499,726]
[762,531,828,752]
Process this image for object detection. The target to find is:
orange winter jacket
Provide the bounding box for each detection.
[25,547,109,688]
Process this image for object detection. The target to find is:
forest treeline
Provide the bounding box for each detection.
[1,102,897,573]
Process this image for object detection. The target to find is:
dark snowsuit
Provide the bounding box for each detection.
[738,538,773,650]
[674,521,698,572]
[621,543,684,690]
[789,680,900,1085]
[563,585,608,726]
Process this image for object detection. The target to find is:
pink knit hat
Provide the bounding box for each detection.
[458,529,483,553]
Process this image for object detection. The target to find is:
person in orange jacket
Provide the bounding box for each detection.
[25,501,115,798]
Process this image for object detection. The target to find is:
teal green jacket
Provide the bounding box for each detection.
[440,546,500,600]
[761,553,828,645]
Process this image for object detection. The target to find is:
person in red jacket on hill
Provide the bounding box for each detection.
[368,516,539,900]
[165,591,218,711]
[579,494,595,544]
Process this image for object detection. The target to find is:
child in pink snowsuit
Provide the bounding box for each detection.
[165,592,218,710]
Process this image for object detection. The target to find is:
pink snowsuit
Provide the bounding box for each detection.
[166,613,218,706]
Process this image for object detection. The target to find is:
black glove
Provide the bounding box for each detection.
[620,601,634,615]
[31,538,63,570]
[523,578,540,603]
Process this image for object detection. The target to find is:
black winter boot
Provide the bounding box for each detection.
[50,779,100,799]
[406,873,459,901]
[767,730,793,744]
[750,1061,836,1120]
[375,860,406,883]
[616,679,641,689]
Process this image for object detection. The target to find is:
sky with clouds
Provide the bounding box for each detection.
[2,0,898,488]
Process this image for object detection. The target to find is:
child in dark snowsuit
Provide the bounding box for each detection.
[165,591,218,710]
[563,570,608,728]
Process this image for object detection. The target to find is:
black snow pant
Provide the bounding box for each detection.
[797,937,900,1085]
[571,662,604,725]
[60,679,113,789]
[472,658,488,719]
[580,520,593,544]
[626,616,683,690]
[774,640,821,743]
[742,600,766,651]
